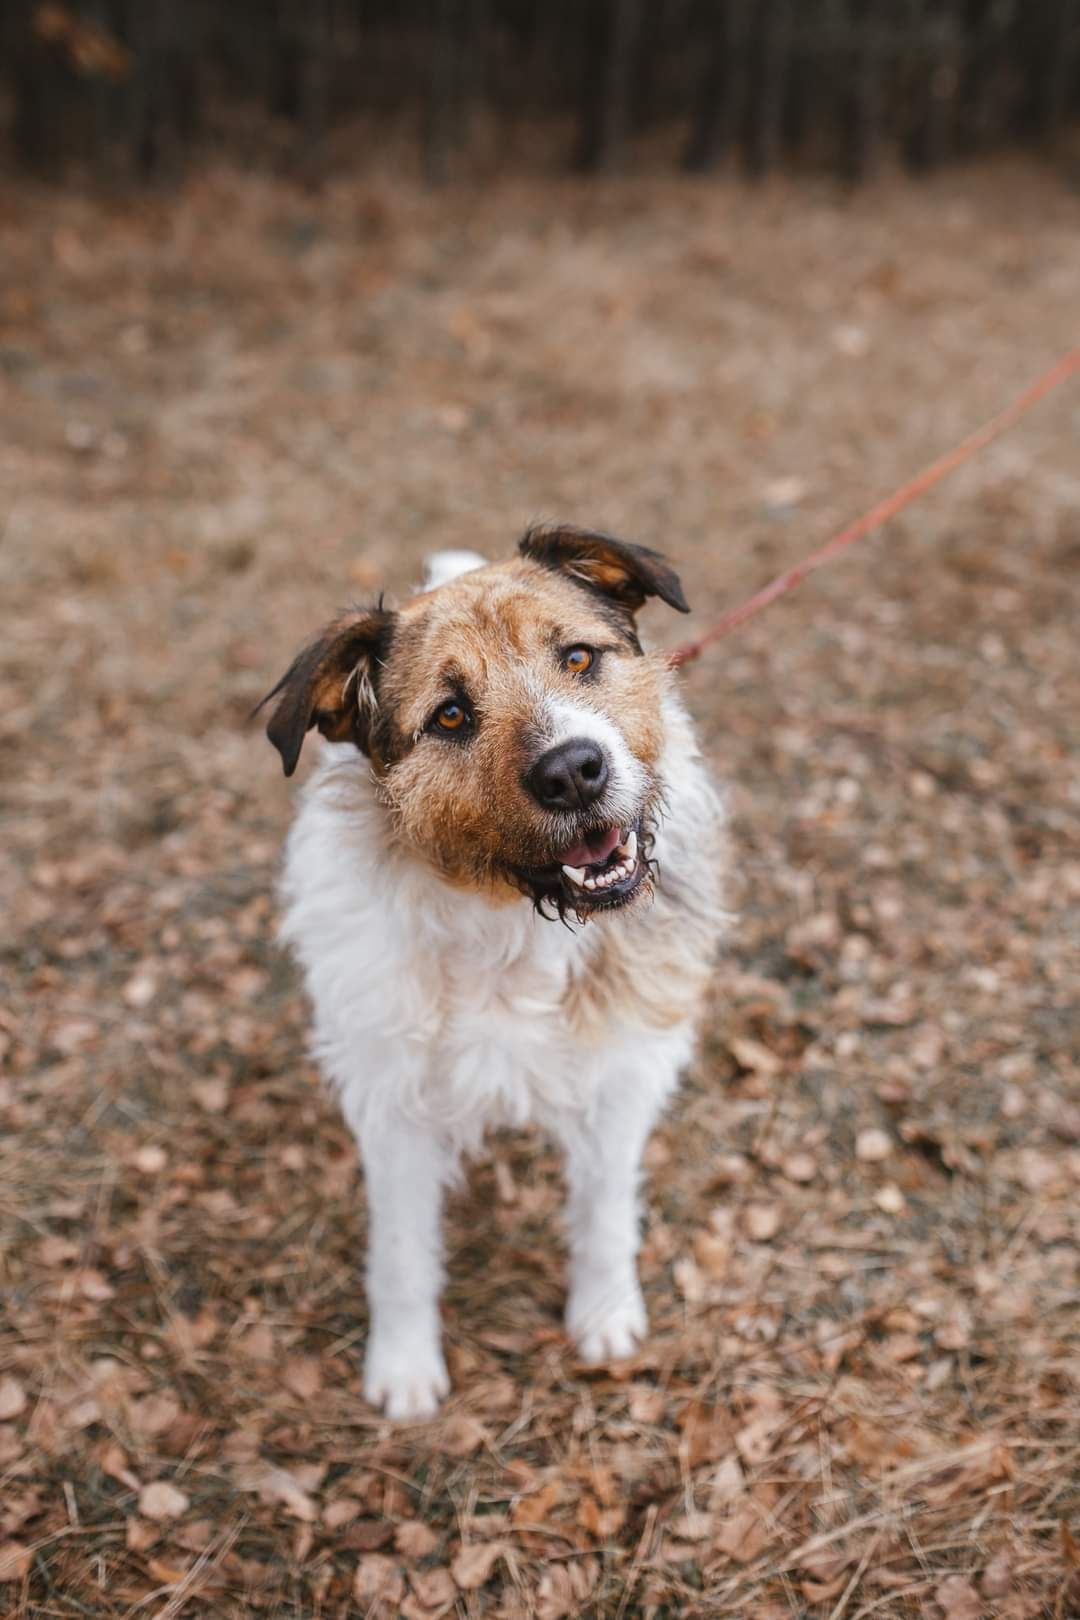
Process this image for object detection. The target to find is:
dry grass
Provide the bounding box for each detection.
[1,155,1078,1618]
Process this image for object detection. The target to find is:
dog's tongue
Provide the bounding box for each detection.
[557,825,622,869]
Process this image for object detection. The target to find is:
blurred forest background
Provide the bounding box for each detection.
[2,3,1080,1619]
[3,0,1080,183]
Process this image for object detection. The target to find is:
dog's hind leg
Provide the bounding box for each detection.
[357,1111,452,1421]
[554,1030,690,1364]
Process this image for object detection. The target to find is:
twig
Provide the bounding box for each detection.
[827,1528,884,1620]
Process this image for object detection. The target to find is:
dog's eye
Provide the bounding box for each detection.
[433,701,469,733]
[562,646,594,676]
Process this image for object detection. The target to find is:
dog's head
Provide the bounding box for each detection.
[258,526,689,918]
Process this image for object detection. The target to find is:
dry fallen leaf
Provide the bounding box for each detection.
[128,1391,181,1439]
[714,1504,766,1564]
[800,1569,850,1602]
[693,1228,730,1278]
[99,1441,140,1490]
[735,1414,780,1466]
[708,1453,745,1508]
[729,1037,781,1078]
[0,1379,27,1421]
[438,1414,488,1456]
[743,1203,781,1242]
[536,1558,600,1618]
[450,1541,508,1590]
[234,1462,319,1522]
[323,1497,363,1530]
[126,1517,160,1552]
[511,1479,562,1528]
[38,1234,79,1266]
[0,1542,31,1583]
[628,1384,666,1424]
[191,1078,228,1113]
[138,1481,189,1522]
[981,1552,1011,1598]
[354,1552,406,1606]
[147,1555,188,1585]
[673,1255,706,1302]
[668,1510,713,1541]
[282,1356,322,1400]
[409,1565,456,1609]
[934,1573,982,1620]
[396,1520,440,1558]
[577,1493,626,1539]
[238,1322,275,1362]
[678,1400,734,1467]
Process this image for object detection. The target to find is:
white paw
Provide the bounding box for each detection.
[568,1278,647,1364]
[363,1334,450,1422]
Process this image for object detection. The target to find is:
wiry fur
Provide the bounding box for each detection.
[266,532,727,1419]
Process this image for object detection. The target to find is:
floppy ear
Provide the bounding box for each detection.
[255,607,395,777]
[519,524,689,615]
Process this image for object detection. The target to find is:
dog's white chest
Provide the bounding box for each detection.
[279,757,604,1139]
[427,926,588,1127]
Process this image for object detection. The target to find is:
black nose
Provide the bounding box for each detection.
[525,738,609,811]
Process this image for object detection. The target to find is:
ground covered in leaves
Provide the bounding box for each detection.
[2,156,1079,1618]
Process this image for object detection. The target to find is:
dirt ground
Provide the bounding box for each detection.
[1,156,1079,1618]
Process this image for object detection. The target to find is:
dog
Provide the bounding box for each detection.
[259,526,726,1419]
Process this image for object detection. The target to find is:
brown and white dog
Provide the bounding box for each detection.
[260,527,726,1419]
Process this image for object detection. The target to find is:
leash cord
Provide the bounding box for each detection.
[666,345,1080,669]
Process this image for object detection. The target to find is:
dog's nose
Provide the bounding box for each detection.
[525,738,609,811]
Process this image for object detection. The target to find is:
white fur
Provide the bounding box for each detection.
[279,689,724,1419]
[544,694,648,825]
[422,549,487,590]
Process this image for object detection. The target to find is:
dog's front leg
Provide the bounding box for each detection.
[557,1049,681,1364]
[357,1111,450,1420]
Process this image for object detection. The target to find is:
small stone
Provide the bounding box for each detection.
[138,1481,190,1522]
[133,1144,167,1174]
[855,1128,892,1163]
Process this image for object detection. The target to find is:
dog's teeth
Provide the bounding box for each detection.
[562,865,587,886]
[625,830,637,861]
[584,877,597,890]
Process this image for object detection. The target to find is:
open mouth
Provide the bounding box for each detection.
[554,822,645,908]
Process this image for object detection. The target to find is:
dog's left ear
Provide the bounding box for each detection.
[519,524,689,615]
[256,606,395,777]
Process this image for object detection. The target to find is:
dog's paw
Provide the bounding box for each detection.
[567,1280,647,1365]
[363,1335,450,1422]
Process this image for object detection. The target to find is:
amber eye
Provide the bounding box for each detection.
[435,701,467,731]
[563,645,594,675]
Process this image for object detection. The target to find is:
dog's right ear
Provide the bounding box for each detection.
[255,607,395,777]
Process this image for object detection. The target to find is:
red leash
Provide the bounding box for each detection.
[667,346,1080,669]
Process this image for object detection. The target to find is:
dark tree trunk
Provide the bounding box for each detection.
[745,0,792,177]
[685,0,750,172]
[577,0,644,172]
